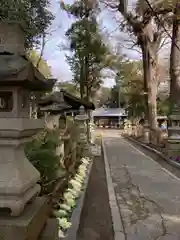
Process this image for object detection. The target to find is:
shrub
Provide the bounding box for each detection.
[25,129,65,194]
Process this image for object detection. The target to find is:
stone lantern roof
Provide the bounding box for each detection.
[0,53,56,91]
[0,20,56,91]
[38,89,95,114]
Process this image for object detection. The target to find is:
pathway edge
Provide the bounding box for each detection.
[123,136,180,169]
[102,137,125,240]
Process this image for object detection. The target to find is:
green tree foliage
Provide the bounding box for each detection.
[0,0,54,47]
[25,130,62,195]
[95,86,111,107]
[113,59,145,117]
[61,0,108,100]
[56,81,80,97]
[27,49,52,78]
[111,56,169,117]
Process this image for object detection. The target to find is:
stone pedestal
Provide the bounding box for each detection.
[0,197,49,240]
[0,118,43,216]
[132,123,136,137]
[166,138,180,158]
[128,122,133,136]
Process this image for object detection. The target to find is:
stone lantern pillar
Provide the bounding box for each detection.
[0,85,53,240]
[166,104,180,159]
[132,122,136,137]
[0,88,43,216]
[89,121,95,144]
[75,106,89,156]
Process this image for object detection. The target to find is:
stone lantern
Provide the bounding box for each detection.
[0,21,56,240]
[166,104,180,158]
[75,106,89,155]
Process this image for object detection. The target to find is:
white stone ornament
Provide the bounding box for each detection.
[75,106,88,121]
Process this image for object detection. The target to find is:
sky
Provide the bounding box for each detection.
[43,0,141,87]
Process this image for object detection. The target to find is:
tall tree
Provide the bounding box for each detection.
[135,0,180,112]
[102,0,168,132]
[61,0,108,100]
[169,0,180,108]
[112,59,145,117]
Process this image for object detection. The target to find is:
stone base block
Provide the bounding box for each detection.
[0,197,49,240]
[166,139,180,157]
[0,184,40,216]
[39,218,59,240]
[167,140,180,149]
[167,150,180,158]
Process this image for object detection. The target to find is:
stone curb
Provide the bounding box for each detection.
[102,138,125,240]
[61,160,93,240]
[123,135,180,169]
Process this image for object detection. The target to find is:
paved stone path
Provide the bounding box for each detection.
[103,131,180,240]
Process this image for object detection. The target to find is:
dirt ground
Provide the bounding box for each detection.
[77,152,114,240]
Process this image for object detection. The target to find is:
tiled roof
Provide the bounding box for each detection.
[92,108,127,117]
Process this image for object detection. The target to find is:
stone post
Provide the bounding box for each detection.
[132,122,136,137]
[55,115,67,170]
[124,120,128,135]
[166,104,180,159]
[143,120,150,144]
[89,121,95,144]
[128,121,132,136]
[75,106,89,156]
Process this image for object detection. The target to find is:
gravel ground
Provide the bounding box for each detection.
[77,152,114,240]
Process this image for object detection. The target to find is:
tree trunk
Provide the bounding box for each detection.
[85,54,91,143]
[142,40,149,121]
[80,58,85,99]
[169,1,180,107]
[141,39,158,130]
